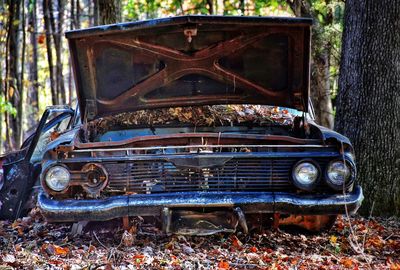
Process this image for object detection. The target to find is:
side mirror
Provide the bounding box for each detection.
[25,106,74,161]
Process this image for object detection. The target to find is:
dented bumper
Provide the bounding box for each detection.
[38,186,363,222]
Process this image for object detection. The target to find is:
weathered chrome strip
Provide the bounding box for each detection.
[71,144,331,153]
[59,151,340,163]
[38,186,363,222]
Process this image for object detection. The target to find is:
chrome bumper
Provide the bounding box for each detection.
[38,186,363,222]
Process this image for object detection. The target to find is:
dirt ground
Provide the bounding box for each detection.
[0,210,399,270]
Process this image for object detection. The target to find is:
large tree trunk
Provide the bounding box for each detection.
[335,0,400,215]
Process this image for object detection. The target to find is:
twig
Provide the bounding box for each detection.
[362,202,375,248]
[93,231,108,250]
[384,233,394,241]
[341,142,373,270]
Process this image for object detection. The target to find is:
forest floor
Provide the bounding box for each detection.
[0,209,399,270]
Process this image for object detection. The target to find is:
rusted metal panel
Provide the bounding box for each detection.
[66,16,312,121]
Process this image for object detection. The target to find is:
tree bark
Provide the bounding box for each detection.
[335,0,400,215]
[5,0,21,150]
[97,0,120,25]
[55,0,66,104]
[27,0,39,132]
[43,0,57,105]
[18,0,26,146]
[206,0,214,14]
[47,0,65,104]
[286,0,334,129]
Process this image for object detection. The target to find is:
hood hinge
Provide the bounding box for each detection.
[85,99,97,122]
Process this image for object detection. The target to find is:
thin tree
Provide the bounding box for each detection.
[43,0,57,105]
[335,0,400,215]
[5,0,21,150]
[27,0,39,131]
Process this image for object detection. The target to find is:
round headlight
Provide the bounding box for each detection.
[326,160,352,190]
[45,166,70,192]
[292,160,320,191]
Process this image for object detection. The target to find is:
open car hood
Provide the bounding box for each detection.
[66,15,312,121]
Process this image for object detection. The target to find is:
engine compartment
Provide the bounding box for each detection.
[82,105,316,143]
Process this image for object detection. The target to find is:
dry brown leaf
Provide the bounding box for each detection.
[2,254,16,263]
[121,230,134,247]
[218,260,229,269]
[246,252,260,263]
[390,262,400,270]
[341,257,356,268]
[54,245,70,256]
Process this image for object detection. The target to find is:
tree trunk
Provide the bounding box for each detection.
[239,0,245,14]
[18,0,26,146]
[47,0,65,104]
[55,0,66,104]
[286,0,334,129]
[27,0,39,132]
[335,0,400,215]
[206,0,214,14]
[97,0,119,25]
[310,46,334,128]
[43,0,57,105]
[5,0,21,150]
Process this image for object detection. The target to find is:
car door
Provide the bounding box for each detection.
[0,106,74,220]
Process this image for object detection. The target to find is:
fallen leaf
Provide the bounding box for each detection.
[246,252,260,263]
[230,235,243,249]
[88,244,96,253]
[133,254,145,265]
[41,243,55,256]
[390,263,400,270]
[249,246,258,253]
[182,245,195,254]
[341,258,356,268]
[218,260,229,269]
[330,235,338,245]
[54,245,70,256]
[122,230,134,247]
[2,254,16,263]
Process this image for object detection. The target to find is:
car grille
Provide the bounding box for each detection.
[103,158,330,194]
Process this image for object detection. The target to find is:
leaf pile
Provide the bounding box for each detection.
[87,105,295,141]
[1,211,399,269]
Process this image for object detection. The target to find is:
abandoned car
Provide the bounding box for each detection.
[0,16,363,234]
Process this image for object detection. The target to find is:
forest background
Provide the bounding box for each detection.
[1,0,399,216]
[0,0,343,151]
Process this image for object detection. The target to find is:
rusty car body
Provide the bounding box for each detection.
[0,16,363,234]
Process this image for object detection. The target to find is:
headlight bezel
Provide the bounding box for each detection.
[291,159,321,191]
[43,164,71,192]
[325,158,356,191]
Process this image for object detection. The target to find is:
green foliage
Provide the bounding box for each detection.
[0,95,17,117]
[309,0,344,97]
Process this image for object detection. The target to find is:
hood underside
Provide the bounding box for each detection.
[66,15,312,121]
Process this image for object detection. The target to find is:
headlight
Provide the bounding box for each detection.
[44,165,70,192]
[292,160,320,191]
[325,160,353,190]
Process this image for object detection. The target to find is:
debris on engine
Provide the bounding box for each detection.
[87,105,295,139]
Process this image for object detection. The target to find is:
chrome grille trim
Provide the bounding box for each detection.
[104,157,331,193]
